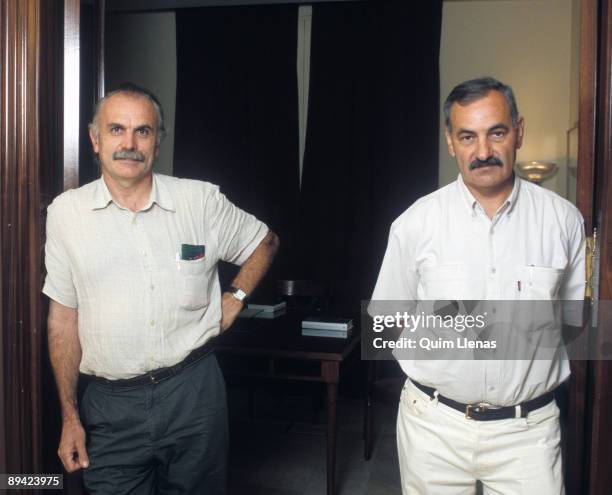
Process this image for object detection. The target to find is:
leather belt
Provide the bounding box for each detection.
[87,341,214,387]
[411,380,556,421]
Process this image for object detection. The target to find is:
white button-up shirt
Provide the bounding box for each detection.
[43,174,268,379]
[371,175,585,405]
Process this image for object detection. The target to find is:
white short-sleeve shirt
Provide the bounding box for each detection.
[43,173,268,379]
[371,175,585,405]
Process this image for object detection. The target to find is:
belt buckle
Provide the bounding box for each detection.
[465,402,488,419]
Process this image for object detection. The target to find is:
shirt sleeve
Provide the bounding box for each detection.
[42,201,78,308]
[560,210,586,326]
[368,223,420,329]
[208,187,269,265]
[371,225,419,301]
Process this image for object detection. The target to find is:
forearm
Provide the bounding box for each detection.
[219,230,279,331]
[47,302,81,422]
[230,230,279,294]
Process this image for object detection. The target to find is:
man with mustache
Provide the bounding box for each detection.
[371,77,584,493]
[43,83,279,494]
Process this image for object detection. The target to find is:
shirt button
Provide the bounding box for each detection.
[488,386,495,391]
[150,285,155,290]
[150,320,155,326]
[491,267,496,274]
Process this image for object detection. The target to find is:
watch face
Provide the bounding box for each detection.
[230,287,247,301]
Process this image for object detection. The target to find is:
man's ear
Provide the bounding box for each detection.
[89,127,100,154]
[515,117,525,149]
[445,127,456,157]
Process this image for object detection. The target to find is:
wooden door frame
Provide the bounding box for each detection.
[566,0,598,493]
[559,0,612,493]
[64,0,81,190]
[63,0,106,191]
[586,0,612,492]
[1,0,63,477]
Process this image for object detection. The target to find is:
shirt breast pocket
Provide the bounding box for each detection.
[179,258,208,310]
[420,264,477,300]
[520,266,564,300]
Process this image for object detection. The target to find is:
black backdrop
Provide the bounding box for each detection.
[174,4,301,287]
[174,0,442,310]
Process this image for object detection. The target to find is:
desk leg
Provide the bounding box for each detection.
[322,361,340,495]
[364,360,374,460]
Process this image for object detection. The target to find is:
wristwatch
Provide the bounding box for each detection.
[227,286,248,303]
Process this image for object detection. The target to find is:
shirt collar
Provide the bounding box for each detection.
[90,173,176,212]
[457,173,478,213]
[505,174,521,214]
[456,172,521,216]
[150,174,176,212]
[91,177,113,210]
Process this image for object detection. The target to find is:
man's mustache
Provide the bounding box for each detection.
[469,156,503,170]
[113,150,145,162]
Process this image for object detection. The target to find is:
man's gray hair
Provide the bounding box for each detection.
[88,82,167,145]
[443,77,519,131]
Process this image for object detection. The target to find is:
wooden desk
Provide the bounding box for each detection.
[214,312,360,495]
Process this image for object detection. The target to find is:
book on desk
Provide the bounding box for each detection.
[301,317,353,338]
[237,302,354,338]
[238,301,287,319]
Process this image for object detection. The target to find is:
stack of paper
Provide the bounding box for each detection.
[301,317,353,338]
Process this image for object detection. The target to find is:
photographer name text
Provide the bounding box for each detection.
[372,336,497,350]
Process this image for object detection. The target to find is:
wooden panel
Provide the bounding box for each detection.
[566,1,598,493]
[588,0,612,491]
[95,0,106,100]
[0,0,57,476]
[64,0,80,190]
[39,0,65,479]
[576,0,598,231]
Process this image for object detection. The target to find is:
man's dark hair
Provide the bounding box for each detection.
[444,77,519,131]
[89,82,167,145]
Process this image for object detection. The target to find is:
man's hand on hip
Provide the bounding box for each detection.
[221,292,244,332]
[220,230,279,333]
[58,418,89,473]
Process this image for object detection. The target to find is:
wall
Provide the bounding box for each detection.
[440,0,575,197]
[567,0,580,203]
[105,12,177,176]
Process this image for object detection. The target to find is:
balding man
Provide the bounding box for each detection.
[44,83,278,494]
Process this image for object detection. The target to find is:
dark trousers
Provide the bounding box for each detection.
[80,353,228,494]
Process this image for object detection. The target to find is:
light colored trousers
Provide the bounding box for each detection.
[397,379,564,495]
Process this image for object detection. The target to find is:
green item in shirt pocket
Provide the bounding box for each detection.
[181,244,205,260]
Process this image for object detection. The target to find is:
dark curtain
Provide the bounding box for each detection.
[174,5,300,290]
[174,1,442,307]
[299,0,442,310]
